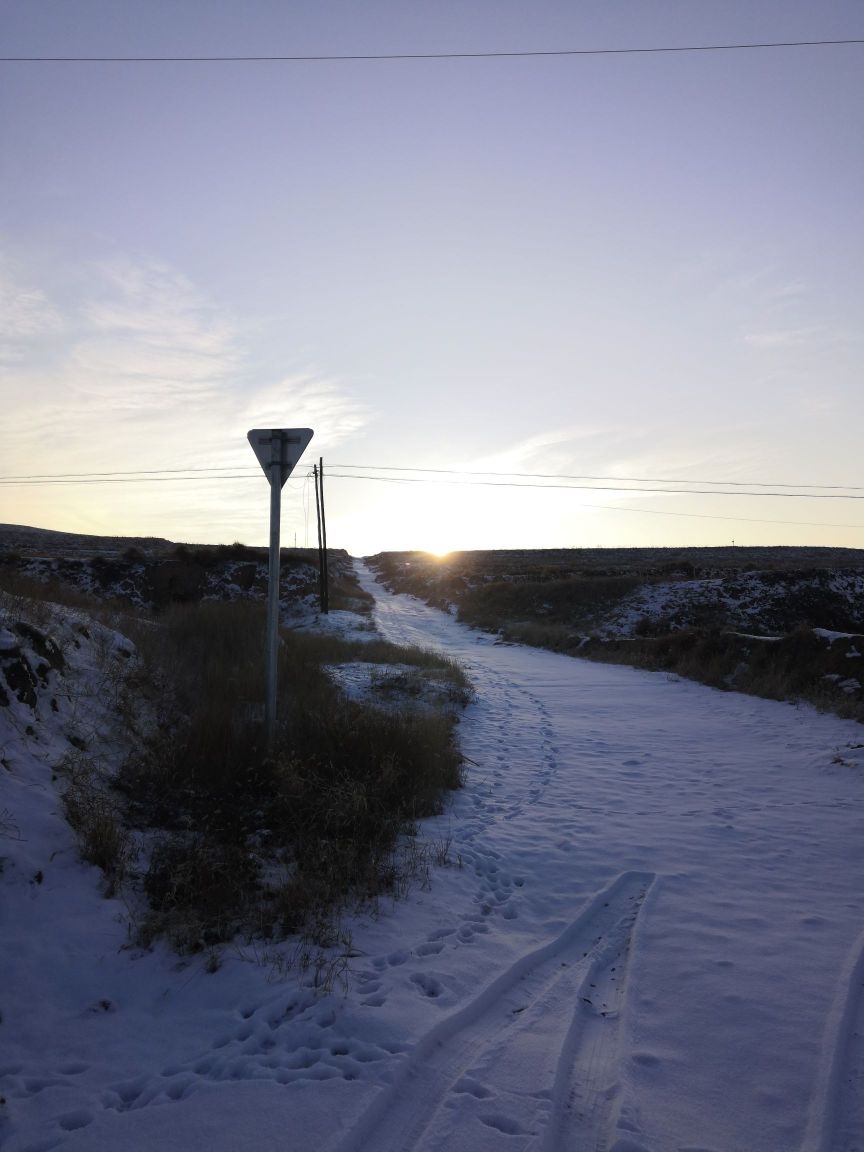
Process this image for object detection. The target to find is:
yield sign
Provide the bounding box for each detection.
[247,428,314,489]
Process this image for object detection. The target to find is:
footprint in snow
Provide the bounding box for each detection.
[416,940,445,957]
[58,1109,94,1131]
[479,1112,531,1135]
[57,1062,88,1076]
[453,1076,494,1099]
[427,926,456,942]
[410,973,444,998]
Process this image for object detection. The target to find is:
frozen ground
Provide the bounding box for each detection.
[597,570,864,639]
[2,563,864,1151]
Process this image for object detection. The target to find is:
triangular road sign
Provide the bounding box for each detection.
[247,428,314,488]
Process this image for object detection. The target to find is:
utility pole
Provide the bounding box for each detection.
[313,464,325,613]
[247,428,313,751]
[319,456,329,614]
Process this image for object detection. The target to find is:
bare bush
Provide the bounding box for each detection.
[116,600,465,953]
[61,758,136,896]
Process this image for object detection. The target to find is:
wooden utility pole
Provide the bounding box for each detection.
[319,456,329,614]
[313,464,325,613]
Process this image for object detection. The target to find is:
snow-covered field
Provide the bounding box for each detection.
[3,562,864,1151]
[598,570,864,639]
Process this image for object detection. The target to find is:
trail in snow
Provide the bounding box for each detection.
[337,871,652,1152]
[353,562,864,1152]
[3,565,864,1152]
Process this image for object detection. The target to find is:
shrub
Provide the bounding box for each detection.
[117,599,465,952]
[141,833,259,950]
[61,759,135,896]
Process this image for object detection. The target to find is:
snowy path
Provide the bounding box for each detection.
[344,562,864,1152]
[3,568,864,1152]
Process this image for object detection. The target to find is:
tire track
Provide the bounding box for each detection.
[334,871,654,1152]
[803,925,864,1152]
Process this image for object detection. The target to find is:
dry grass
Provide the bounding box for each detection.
[3,571,466,957]
[0,569,117,622]
[118,600,465,953]
[579,628,864,723]
[60,755,136,896]
[458,575,639,634]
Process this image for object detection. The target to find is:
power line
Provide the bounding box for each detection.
[329,464,864,492]
[4,470,864,503]
[324,472,864,531]
[324,472,864,501]
[2,462,860,531]
[1,462,861,493]
[0,474,258,486]
[0,473,306,490]
[2,467,864,504]
[2,39,862,64]
[0,465,256,480]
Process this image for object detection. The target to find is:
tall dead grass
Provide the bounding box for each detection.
[119,600,464,952]
[580,628,864,723]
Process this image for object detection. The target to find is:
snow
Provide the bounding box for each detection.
[814,628,862,645]
[325,662,459,712]
[599,574,864,639]
[290,606,379,642]
[728,631,784,641]
[3,567,864,1151]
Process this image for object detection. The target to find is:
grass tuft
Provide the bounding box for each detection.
[117,600,465,953]
[61,757,136,895]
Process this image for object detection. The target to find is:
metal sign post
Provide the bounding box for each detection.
[247,427,314,749]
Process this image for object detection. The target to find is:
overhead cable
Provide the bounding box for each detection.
[2,39,863,64]
[324,472,864,501]
[3,466,861,530]
[328,464,864,492]
[324,473,864,530]
[1,463,862,494]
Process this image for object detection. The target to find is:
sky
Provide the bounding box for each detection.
[1,0,862,556]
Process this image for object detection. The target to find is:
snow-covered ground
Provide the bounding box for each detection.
[591,570,864,639]
[3,563,864,1151]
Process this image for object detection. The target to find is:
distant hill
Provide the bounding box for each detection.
[0,523,174,558]
[0,524,360,613]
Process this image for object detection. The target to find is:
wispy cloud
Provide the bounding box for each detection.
[468,427,601,475]
[742,324,858,351]
[462,424,779,500]
[743,327,820,349]
[3,258,245,469]
[1,254,372,539]
[242,375,370,455]
[3,256,371,457]
[0,257,63,365]
[73,258,243,406]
